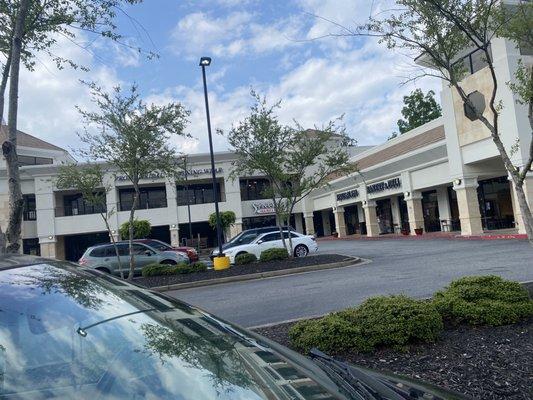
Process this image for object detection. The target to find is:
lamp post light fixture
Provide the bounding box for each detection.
[199,56,229,270]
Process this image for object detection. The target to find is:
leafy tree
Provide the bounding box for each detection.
[76,83,189,280]
[396,89,442,135]
[119,219,151,240]
[56,163,126,278]
[208,211,236,241]
[224,92,356,254]
[348,0,533,240]
[0,0,149,253]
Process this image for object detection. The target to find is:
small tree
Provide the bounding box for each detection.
[56,163,126,278]
[208,211,236,242]
[225,92,356,254]
[392,89,442,138]
[77,83,189,279]
[119,219,151,240]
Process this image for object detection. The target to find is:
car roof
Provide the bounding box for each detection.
[0,254,53,271]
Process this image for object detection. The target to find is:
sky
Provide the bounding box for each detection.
[15,0,441,156]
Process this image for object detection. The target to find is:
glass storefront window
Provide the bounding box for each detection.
[240,178,271,201]
[63,193,106,216]
[477,176,514,230]
[176,182,222,206]
[422,190,441,232]
[119,186,167,211]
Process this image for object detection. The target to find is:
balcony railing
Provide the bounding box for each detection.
[55,205,107,217]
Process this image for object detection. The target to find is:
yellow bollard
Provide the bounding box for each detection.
[213,256,230,270]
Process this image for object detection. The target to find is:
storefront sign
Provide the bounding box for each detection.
[336,189,359,202]
[366,177,401,194]
[115,167,224,182]
[252,201,275,215]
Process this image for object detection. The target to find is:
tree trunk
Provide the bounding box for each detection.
[4,0,30,254]
[100,212,124,279]
[512,177,533,242]
[127,185,140,280]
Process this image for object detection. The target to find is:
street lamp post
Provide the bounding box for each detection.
[199,56,226,263]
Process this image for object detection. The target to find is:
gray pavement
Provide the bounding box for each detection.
[167,239,533,328]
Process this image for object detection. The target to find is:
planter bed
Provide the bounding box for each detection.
[134,254,356,289]
[254,318,533,400]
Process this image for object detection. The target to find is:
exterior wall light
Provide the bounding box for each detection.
[453,178,462,186]
[47,235,53,240]
[111,230,116,234]
[171,224,177,229]
[362,200,367,206]
[404,191,410,197]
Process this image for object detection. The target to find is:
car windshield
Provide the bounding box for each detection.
[143,240,172,251]
[0,262,337,400]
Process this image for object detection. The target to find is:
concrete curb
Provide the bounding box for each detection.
[150,257,363,292]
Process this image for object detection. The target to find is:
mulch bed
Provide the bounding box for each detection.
[254,318,533,400]
[134,253,355,288]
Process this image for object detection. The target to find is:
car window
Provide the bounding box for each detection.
[261,232,281,242]
[89,247,106,257]
[238,233,258,244]
[132,243,151,255]
[145,240,171,251]
[117,243,129,256]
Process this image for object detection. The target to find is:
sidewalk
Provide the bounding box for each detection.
[318,228,527,241]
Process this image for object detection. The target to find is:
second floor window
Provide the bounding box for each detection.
[18,155,53,166]
[63,193,106,216]
[176,182,222,206]
[240,178,271,201]
[119,186,167,211]
[23,194,36,221]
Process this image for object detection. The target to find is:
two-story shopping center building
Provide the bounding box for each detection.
[1,28,532,261]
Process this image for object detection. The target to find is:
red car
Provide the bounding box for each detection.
[133,239,199,262]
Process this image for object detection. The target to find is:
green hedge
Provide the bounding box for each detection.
[433,275,533,326]
[289,295,443,354]
[235,253,257,265]
[260,248,289,262]
[142,261,207,277]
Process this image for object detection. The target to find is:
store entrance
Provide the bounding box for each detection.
[343,204,359,235]
[398,195,409,232]
[477,176,514,230]
[376,199,393,234]
[422,190,441,232]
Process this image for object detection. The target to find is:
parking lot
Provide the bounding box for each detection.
[168,238,533,327]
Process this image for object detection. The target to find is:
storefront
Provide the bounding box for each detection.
[376,199,394,234]
[477,176,514,230]
[422,190,441,232]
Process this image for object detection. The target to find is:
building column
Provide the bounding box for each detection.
[39,238,57,258]
[333,207,347,237]
[405,192,424,235]
[229,220,243,238]
[304,213,315,236]
[363,201,379,237]
[454,179,483,236]
[295,213,304,233]
[169,225,180,247]
[510,176,533,234]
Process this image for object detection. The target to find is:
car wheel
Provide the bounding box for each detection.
[161,260,177,265]
[294,244,308,258]
[95,267,111,274]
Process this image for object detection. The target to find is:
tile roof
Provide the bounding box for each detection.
[0,125,65,152]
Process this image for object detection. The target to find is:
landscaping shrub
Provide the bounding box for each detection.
[235,253,257,265]
[433,275,533,326]
[142,263,176,277]
[141,261,207,277]
[289,295,443,354]
[260,248,289,262]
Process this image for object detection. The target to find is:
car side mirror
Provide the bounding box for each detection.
[257,239,264,244]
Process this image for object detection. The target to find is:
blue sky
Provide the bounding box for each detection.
[17,0,441,155]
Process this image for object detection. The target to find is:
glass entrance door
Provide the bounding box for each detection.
[376,199,393,234]
[422,190,441,232]
[477,176,514,230]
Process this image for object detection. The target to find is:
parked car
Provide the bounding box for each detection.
[0,254,469,399]
[221,230,318,264]
[211,225,294,258]
[78,241,189,275]
[133,238,199,262]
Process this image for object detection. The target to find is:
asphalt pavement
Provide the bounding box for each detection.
[167,238,533,328]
